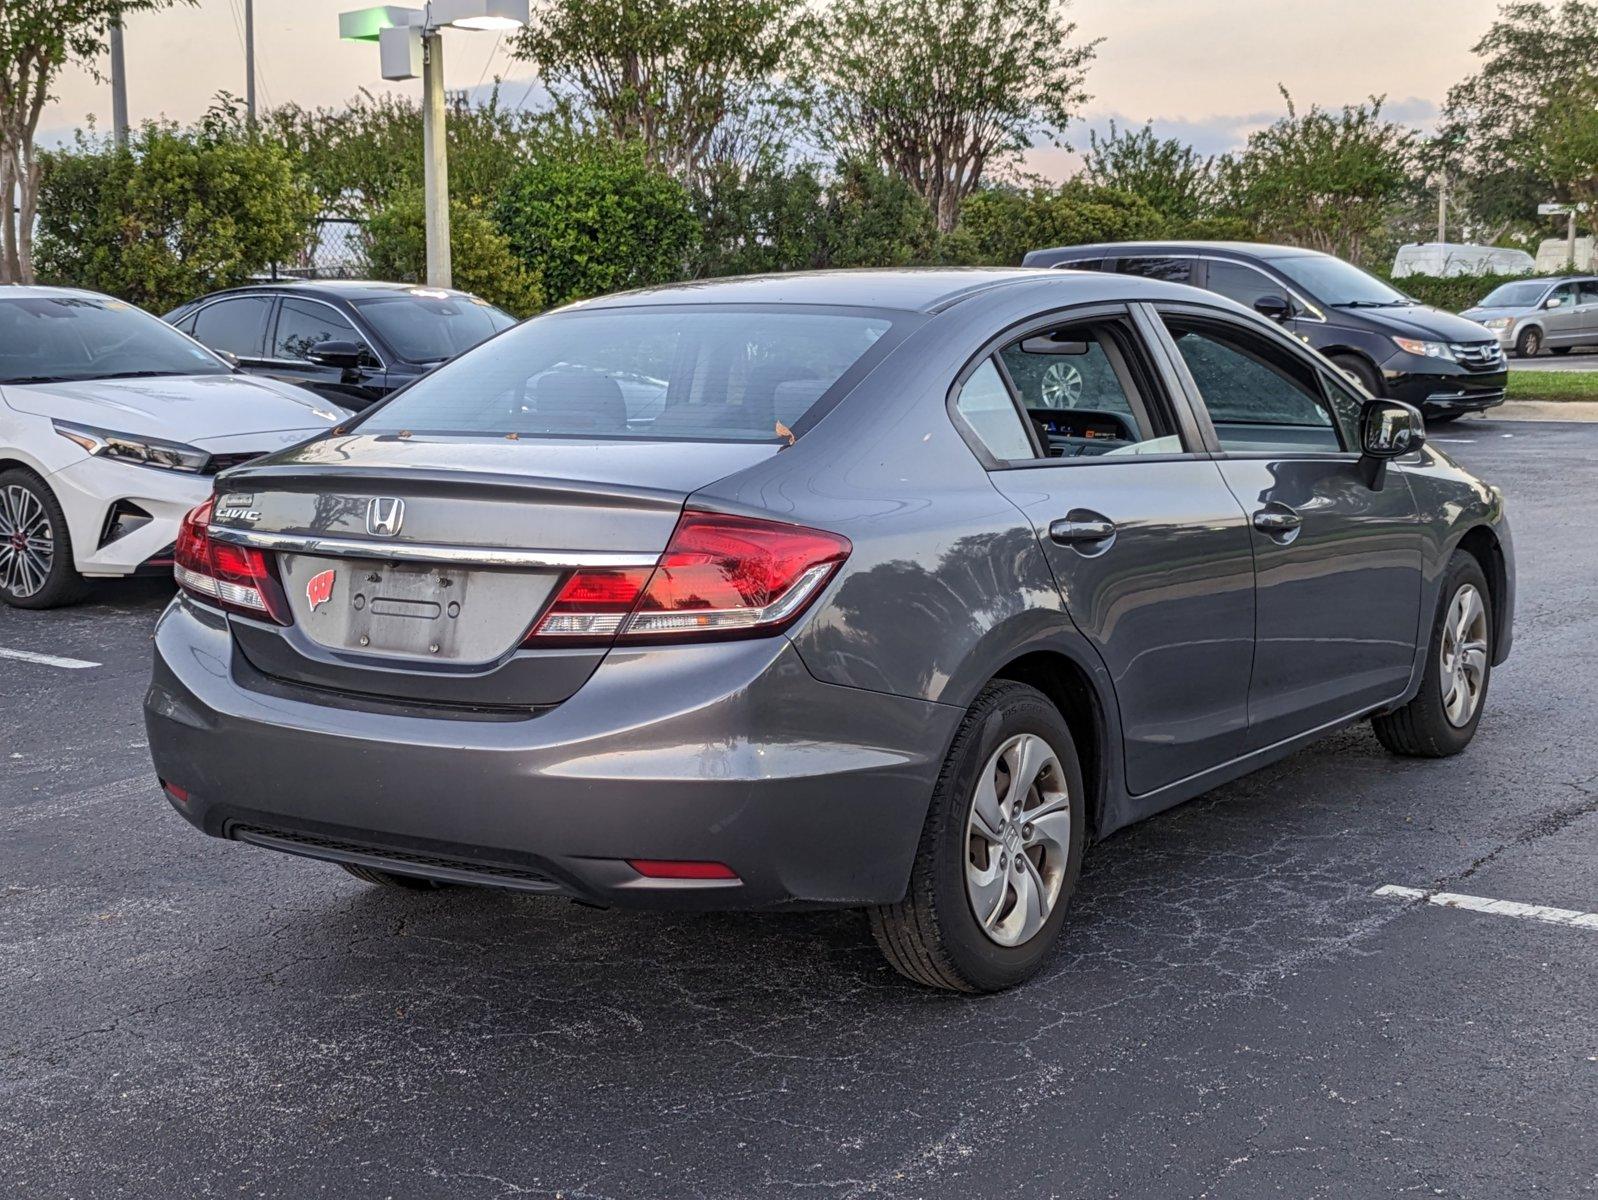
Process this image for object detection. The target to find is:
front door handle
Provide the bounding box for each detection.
[1049,511,1117,545]
[1252,505,1303,535]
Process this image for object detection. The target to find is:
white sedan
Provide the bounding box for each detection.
[0,287,346,608]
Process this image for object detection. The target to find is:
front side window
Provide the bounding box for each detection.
[1204,260,1290,310]
[1548,283,1578,307]
[357,307,897,442]
[1163,316,1343,454]
[274,299,366,362]
[0,295,229,384]
[192,297,273,358]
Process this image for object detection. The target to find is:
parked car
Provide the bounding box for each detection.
[1023,242,1509,423]
[165,281,518,411]
[0,287,345,608]
[1460,275,1598,358]
[146,269,1514,992]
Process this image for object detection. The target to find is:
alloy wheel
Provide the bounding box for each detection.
[1039,362,1084,408]
[1439,583,1489,728]
[0,484,54,600]
[965,732,1071,948]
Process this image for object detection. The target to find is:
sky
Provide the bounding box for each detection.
[42,0,1507,175]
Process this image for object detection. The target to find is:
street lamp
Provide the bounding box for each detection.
[340,0,529,288]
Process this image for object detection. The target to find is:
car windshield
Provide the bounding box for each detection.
[357,307,899,442]
[352,292,517,364]
[1272,256,1412,307]
[0,295,230,385]
[1478,281,1550,308]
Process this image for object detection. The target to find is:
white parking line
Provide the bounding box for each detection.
[1375,884,1598,930]
[0,646,101,670]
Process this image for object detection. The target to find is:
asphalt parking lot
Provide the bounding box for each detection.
[3,417,1595,1199]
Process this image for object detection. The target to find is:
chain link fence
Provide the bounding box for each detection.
[264,217,371,282]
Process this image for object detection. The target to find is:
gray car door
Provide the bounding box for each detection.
[1150,304,1423,749]
[957,305,1257,796]
[1541,281,1583,346]
[1578,280,1598,341]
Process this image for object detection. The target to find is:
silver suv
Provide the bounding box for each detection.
[1462,276,1598,358]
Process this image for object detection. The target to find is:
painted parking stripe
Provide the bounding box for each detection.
[0,646,100,670]
[1375,884,1598,930]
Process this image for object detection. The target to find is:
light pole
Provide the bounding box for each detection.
[340,1,527,289]
[109,19,129,148]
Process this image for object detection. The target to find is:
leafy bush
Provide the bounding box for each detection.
[494,139,698,305]
[1374,270,1544,313]
[36,108,318,312]
[366,191,545,316]
[950,182,1167,266]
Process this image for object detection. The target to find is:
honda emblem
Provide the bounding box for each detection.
[367,496,405,537]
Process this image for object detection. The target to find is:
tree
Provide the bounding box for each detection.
[1532,74,1598,219]
[1439,1,1598,234]
[0,0,193,283]
[34,105,317,312]
[1220,91,1419,266]
[804,0,1098,232]
[509,0,807,182]
[493,138,697,305]
[950,182,1165,266]
[366,192,545,316]
[1082,121,1218,226]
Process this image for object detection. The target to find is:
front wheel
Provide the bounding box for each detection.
[1329,354,1382,397]
[1515,326,1542,358]
[0,469,90,609]
[869,680,1085,992]
[1371,552,1492,757]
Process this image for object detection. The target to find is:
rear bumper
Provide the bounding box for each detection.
[145,598,957,909]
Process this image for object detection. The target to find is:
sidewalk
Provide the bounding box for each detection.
[1487,400,1598,422]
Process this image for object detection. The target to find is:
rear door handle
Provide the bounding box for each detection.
[1049,512,1116,545]
[1252,505,1302,534]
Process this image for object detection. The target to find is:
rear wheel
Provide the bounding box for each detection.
[1515,326,1542,357]
[1371,552,1492,757]
[1549,346,1572,356]
[1330,354,1382,397]
[0,469,90,609]
[869,681,1085,992]
[340,863,454,890]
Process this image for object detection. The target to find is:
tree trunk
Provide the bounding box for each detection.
[0,144,20,285]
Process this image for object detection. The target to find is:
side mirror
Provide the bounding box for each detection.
[1254,294,1292,322]
[1544,296,1564,309]
[215,349,240,369]
[1358,398,1425,489]
[306,340,365,370]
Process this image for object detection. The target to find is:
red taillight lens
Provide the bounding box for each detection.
[173,498,290,624]
[627,859,739,881]
[527,511,850,645]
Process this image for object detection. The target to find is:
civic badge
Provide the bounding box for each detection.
[367,496,405,537]
[306,568,336,612]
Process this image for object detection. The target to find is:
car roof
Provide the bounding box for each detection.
[566,267,1199,315]
[0,284,122,302]
[178,280,478,305]
[1029,240,1322,263]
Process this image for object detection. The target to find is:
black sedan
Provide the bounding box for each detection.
[165,281,517,411]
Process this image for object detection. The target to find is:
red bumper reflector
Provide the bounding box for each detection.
[161,780,191,804]
[626,859,739,881]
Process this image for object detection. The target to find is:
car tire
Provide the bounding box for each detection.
[340,862,455,890]
[1330,354,1383,397]
[1515,327,1542,357]
[869,680,1085,992]
[1426,412,1463,424]
[0,469,91,609]
[1549,346,1572,356]
[1371,552,1492,758]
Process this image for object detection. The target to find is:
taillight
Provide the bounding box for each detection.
[527,510,850,645]
[173,498,290,624]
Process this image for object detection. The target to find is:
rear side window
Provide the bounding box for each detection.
[192,297,272,358]
[1580,280,1598,306]
[1163,316,1343,453]
[954,360,1035,461]
[357,308,897,442]
[1113,257,1195,285]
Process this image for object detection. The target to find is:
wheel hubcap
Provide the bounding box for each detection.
[965,733,1070,948]
[0,484,53,599]
[1439,583,1489,728]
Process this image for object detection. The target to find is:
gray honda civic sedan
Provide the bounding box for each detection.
[146,269,1514,992]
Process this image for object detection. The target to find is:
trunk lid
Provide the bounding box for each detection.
[212,433,779,706]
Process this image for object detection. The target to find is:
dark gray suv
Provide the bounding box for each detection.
[145,269,1515,992]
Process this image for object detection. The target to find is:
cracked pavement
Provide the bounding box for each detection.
[2,416,1595,1198]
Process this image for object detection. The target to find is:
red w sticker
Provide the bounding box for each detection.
[306,568,336,611]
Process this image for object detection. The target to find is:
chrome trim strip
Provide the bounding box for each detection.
[207,526,659,569]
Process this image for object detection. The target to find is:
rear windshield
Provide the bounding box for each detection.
[357,307,898,442]
[352,292,516,364]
